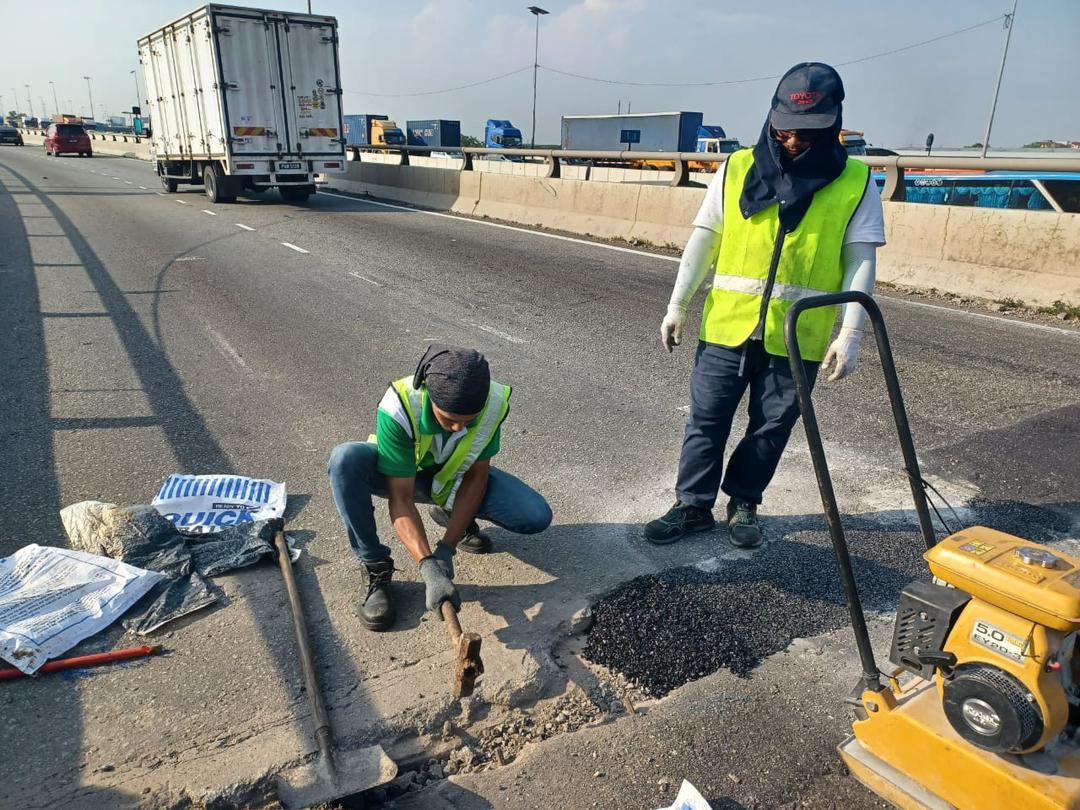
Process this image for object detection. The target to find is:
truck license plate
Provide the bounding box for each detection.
[277,162,302,171]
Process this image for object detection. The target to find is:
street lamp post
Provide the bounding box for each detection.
[25,85,33,119]
[83,76,95,123]
[527,6,548,149]
[130,69,141,111]
[49,81,59,116]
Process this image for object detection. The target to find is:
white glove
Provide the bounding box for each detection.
[822,327,862,382]
[661,305,687,352]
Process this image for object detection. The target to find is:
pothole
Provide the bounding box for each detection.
[582,526,929,697]
[582,501,1079,698]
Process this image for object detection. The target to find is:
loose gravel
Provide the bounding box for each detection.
[585,522,929,697]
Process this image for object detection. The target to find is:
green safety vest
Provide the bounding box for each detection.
[700,148,870,361]
[387,376,511,510]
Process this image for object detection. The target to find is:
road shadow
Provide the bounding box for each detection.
[0,159,379,807]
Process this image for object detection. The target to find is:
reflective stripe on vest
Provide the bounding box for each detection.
[701,148,870,361]
[389,376,511,510]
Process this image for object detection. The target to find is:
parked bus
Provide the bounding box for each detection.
[873,171,1080,213]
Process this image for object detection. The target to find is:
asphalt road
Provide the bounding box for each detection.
[0,147,1078,809]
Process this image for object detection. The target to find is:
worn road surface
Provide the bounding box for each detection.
[1,149,1078,809]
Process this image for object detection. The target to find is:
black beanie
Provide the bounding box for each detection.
[412,344,490,415]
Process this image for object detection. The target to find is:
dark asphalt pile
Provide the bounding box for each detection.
[584,521,932,697]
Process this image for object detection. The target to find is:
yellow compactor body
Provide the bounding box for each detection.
[842,527,1080,809]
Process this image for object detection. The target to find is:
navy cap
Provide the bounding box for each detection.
[769,62,844,130]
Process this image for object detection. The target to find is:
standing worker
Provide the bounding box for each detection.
[646,63,885,548]
[328,345,552,630]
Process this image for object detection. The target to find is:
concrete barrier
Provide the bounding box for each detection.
[88,133,151,160]
[327,161,1080,305]
[877,202,1080,306]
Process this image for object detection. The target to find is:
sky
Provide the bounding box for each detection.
[2,0,1077,148]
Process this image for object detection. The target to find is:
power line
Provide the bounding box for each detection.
[537,14,1008,87]
[345,65,532,97]
[338,13,1007,99]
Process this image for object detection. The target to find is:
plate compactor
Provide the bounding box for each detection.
[785,292,1080,810]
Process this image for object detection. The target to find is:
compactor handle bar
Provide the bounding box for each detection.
[784,291,937,693]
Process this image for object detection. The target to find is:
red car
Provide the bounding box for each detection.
[44,123,92,157]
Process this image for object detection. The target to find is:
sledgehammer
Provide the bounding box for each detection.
[440,601,484,698]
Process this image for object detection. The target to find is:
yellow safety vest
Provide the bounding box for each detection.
[388,376,511,510]
[701,148,870,361]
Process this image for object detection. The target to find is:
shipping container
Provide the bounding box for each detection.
[406,119,461,149]
[343,114,387,147]
[560,112,704,152]
[139,4,346,203]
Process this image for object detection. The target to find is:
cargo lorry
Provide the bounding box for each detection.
[406,119,461,149]
[138,4,346,203]
[560,111,703,152]
[343,114,405,147]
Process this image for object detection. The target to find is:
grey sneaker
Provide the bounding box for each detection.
[429,506,493,554]
[727,498,763,548]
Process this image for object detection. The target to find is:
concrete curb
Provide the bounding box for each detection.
[334,161,1080,306]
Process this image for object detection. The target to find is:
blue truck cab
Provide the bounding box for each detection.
[696,124,740,154]
[484,119,522,149]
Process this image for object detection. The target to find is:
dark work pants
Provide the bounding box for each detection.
[675,340,819,510]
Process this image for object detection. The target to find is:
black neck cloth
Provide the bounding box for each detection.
[412,344,490,416]
[739,116,848,232]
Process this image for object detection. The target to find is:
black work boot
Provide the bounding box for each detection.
[644,501,715,545]
[727,498,763,548]
[429,506,493,554]
[358,560,396,631]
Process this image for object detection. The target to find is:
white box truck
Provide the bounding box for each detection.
[560,112,704,152]
[138,4,346,203]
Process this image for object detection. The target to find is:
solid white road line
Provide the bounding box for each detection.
[882,297,1080,338]
[202,209,217,216]
[348,272,381,286]
[235,223,256,231]
[281,242,308,253]
[318,189,1079,340]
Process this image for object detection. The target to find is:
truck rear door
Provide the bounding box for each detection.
[212,8,291,156]
[278,17,344,157]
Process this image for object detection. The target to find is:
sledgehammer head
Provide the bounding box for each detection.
[453,632,484,698]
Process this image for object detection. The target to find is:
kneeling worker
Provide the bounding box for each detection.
[647,62,885,548]
[328,344,552,630]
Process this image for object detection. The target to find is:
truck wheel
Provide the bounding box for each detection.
[160,174,178,193]
[203,164,236,204]
[280,184,313,203]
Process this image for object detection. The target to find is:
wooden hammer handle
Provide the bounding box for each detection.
[441,600,463,641]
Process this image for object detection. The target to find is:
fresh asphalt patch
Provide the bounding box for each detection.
[583,500,1074,697]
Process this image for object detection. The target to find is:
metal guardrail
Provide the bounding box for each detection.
[349,144,1080,196]
[17,128,145,145]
